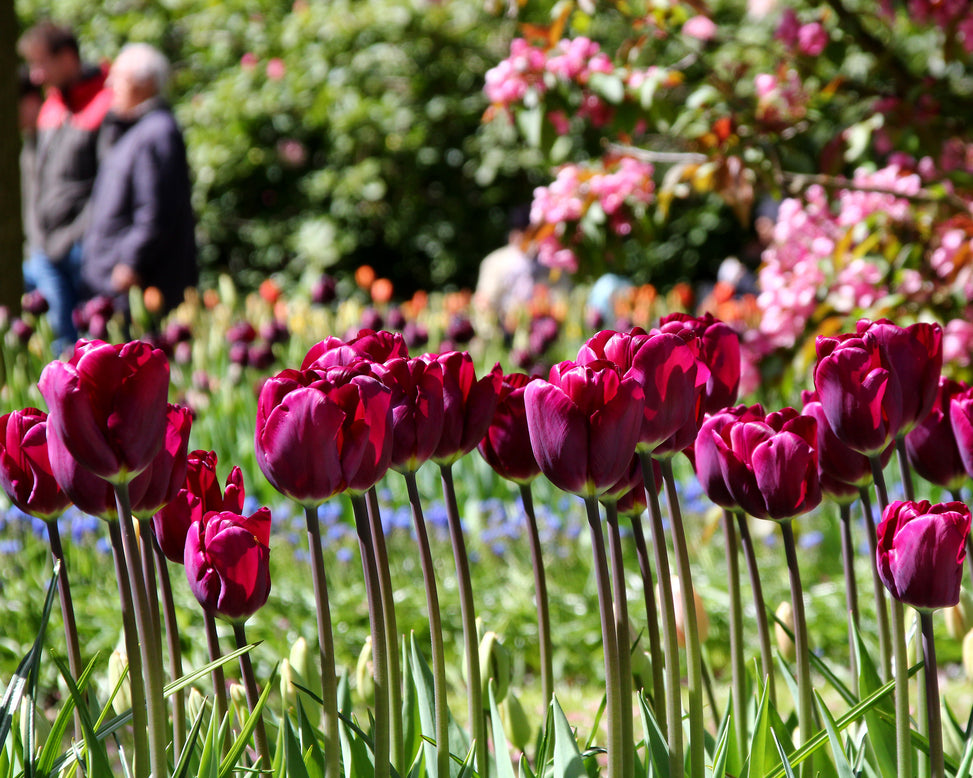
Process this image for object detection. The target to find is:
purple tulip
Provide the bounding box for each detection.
[39,339,170,483]
[524,359,644,497]
[302,329,409,371]
[185,507,272,623]
[477,373,541,485]
[130,404,193,519]
[904,377,967,491]
[876,500,970,611]
[372,357,445,474]
[693,404,766,509]
[948,384,973,481]
[658,312,741,413]
[0,408,71,521]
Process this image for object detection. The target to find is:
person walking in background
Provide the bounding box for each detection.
[18,67,43,264]
[18,22,112,354]
[81,43,197,318]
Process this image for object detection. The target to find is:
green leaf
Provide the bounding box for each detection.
[196,705,224,778]
[282,713,312,778]
[770,730,797,778]
[49,652,114,778]
[173,702,208,778]
[854,624,896,778]
[743,682,774,778]
[815,692,855,778]
[218,663,278,777]
[408,634,441,777]
[636,692,669,778]
[551,697,585,778]
[489,682,517,778]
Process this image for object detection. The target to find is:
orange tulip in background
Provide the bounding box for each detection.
[371,278,394,304]
[355,265,376,290]
[259,278,282,304]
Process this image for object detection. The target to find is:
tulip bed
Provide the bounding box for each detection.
[2,283,973,778]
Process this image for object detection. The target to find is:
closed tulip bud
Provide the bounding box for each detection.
[356,636,374,707]
[477,373,541,485]
[428,351,503,466]
[945,590,973,641]
[500,691,533,752]
[288,636,320,700]
[0,408,71,521]
[479,630,510,703]
[185,686,209,724]
[372,357,445,474]
[775,601,796,661]
[108,648,133,716]
[280,658,295,711]
[904,376,967,491]
[963,630,973,682]
[229,682,249,728]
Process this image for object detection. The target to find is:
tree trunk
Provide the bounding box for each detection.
[0,5,24,315]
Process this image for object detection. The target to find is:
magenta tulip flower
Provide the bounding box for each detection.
[47,431,118,520]
[904,377,967,492]
[302,329,409,370]
[426,351,503,466]
[876,500,970,611]
[39,339,170,483]
[948,385,973,481]
[813,332,903,456]
[0,408,71,521]
[524,359,644,497]
[185,507,272,622]
[130,404,193,519]
[372,357,445,474]
[658,312,741,413]
[578,329,701,454]
[712,407,821,521]
[255,364,393,504]
[477,373,541,485]
[693,404,766,509]
[153,450,245,564]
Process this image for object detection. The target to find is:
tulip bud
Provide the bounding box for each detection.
[775,601,796,661]
[663,576,709,648]
[280,659,295,711]
[479,630,510,703]
[500,691,532,752]
[288,636,321,699]
[963,630,973,682]
[945,590,973,641]
[185,686,209,724]
[229,682,249,728]
[356,636,374,707]
[108,648,133,716]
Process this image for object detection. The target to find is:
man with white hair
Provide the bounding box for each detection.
[81,42,197,317]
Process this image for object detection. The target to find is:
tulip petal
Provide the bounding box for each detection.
[525,381,589,495]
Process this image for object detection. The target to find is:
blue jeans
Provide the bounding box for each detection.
[23,243,83,356]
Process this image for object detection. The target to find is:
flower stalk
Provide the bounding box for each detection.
[519,482,553,710]
[721,508,746,751]
[627,511,666,718]
[604,501,634,778]
[780,519,813,778]
[233,621,272,770]
[735,512,775,704]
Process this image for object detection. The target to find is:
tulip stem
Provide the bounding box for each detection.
[736,511,776,705]
[302,505,341,778]
[153,537,187,760]
[519,482,554,713]
[638,452,682,776]
[660,458,705,778]
[439,464,487,778]
[107,519,150,778]
[721,508,746,753]
[115,483,168,778]
[628,512,666,720]
[920,611,945,778]
[405,472,450,778]
[838,502,859,691]
[366,487,404,775]
[916,611,929,778]
[137,518,163,650]
[351,493,391,778]
[583,497,622,778]
[204,611,228,728]
[889,598,913,778]
[232,622,273,771]
[46,518,84,741]
[780,520,813,778]
[604,502,634,778]
[895,437,915,502]
[859,487,892,681]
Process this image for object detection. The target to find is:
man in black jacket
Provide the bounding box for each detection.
[81,43,197,318]
[19,22,112,353]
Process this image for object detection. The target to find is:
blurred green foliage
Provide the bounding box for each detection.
[15,0,546,295]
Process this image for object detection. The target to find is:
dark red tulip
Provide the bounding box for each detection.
[813,332,903,456]
[948,385,973,482]
[0,408,71,521]
[255,364,393,505]
[372,357,445,474]
[153,450,245,564]
[602,453,661,516]
[185,507,272,623]
[713,407,821,521]
[47,431,118,520]
[425,351,503,466]
[856,319,942,434]
[227,321,257,344]
[302,329,408,370]
[39,339,170,483]
[312,274,337,305]
[130,404,193,519]
[693,404,766,510]
[658,312,741,413]
[524,359,644,497]
[876,500,970,611]
[578,329,702,455]
[904,377,968,491]
[477,373,541,485]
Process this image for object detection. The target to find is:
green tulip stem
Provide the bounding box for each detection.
[46,518,83,741]
[152,538,187,760]
[351,493,391,778]
[232,621,272,771]
[107,519,150,778]
[366,486,404,775]
[114,482,168,778]
[404,471,450,778]
[439,464,487,778]
[920,611,946,778]
[302,504,341,778]
[519,482,554,712]
[638,451,682,775]
[204,611,228,728]
[895,437,915,502]
[583,497,622,778]
[660,457,705,778]
[721,508,746,752]
[604,501,635,778]
[869,456,890,512]
[916,611,929,778]
[736,512,776,704]
[627,511,666,719]
[859,487,892,681]
[137,518,163,650]
[780,520,813,778]
[838,502,860,690]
